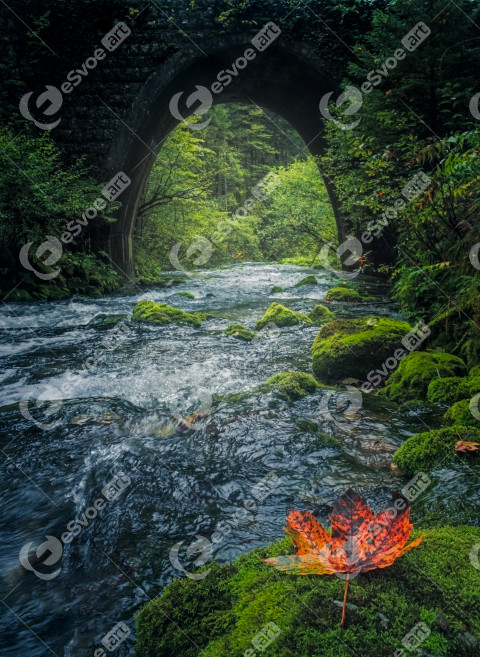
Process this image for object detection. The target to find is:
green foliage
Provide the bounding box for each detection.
[135,526,480,657]
[255,303,312,330]
[392,427,480,475]
[224,323,256,342]
[311,317,411,383]
[380,352,467,404]
[265,371,320,400]
[270,286,284,294]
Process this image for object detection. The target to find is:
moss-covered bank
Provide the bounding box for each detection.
[311,317,411,384]
[135,526,480,657]
[380,351,467,404]
[392,426,480,475]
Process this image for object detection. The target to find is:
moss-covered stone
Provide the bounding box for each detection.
[392,426,480,475]
[326,286,362,302]
[224,323,256,342]
[265,371,320,400]
[380,351,467,404]
[88,313,127,328]
[307,304,335,325]
[255,303,312,330]
[131,300,202,327]
[427,375,480,405]
[311,316,411,384]
[444,399,480,429]
[206,292,215,297]
[135,526,480,657]
[177,291,195,299]
[270,285,284,294]
[294,275,317,287]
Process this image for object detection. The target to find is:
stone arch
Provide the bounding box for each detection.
[101,36,344,275]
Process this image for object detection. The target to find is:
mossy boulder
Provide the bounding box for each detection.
[311,316,411,384]
[131,300,202,328]
[427,375,480,405]
[265,371,320,400]
[225,323,256,342]
[255,303,312,330]
[392,426,480,475]
[307,304,335,325]
[88,313,127,328]
[470,364,480,378]
[326,286,362,302]
[445,399,480,429]
[294,275,317,287]
[135,526,480,657]
[270,285,284,294]
[177,291,195,299]
[380,352,467,404]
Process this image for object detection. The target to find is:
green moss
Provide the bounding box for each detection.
[135,526,480,657]
[311,316,411,384]
[380,352,467,404]
[316,432,342,448]
[270,286,284,294]
[255,303,313,330]
[392,426,480,475]
[444,399,480,429]
[427,376,480,405]
[88,313,128,328]
[326,286,362,302]
[195,312,216,321]
[307,304,335,325]
[294,275,317,287]
[225,323,256,342]
[265,371,320,400]
[470,365,480,378]
[131,300,202,328]
[177,291,195,299]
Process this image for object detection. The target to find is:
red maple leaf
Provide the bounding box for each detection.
[455,440,480,453]
[262,489,424,625]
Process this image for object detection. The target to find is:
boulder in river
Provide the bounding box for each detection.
[308,304,335,325]
[269,285,284,294]
[295,275,317,287]
[379,351,467,404]
[265,371,322,400]
[326,286,374,303]
[255,302,312,330]
[311,316,411,384]
[131,300,203,327]
[225,323,256,342]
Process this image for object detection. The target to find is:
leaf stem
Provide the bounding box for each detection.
[341,574,349,627]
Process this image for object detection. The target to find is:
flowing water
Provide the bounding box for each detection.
[0,263,478,656]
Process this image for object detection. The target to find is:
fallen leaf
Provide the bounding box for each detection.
[455,440,480,453]
[262,489,424,626]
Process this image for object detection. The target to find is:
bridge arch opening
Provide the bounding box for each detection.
[102,37,345,275]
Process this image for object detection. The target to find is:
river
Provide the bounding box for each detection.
[0,263,477,656]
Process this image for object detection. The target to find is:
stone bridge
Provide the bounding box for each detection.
[5,0,381,275]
